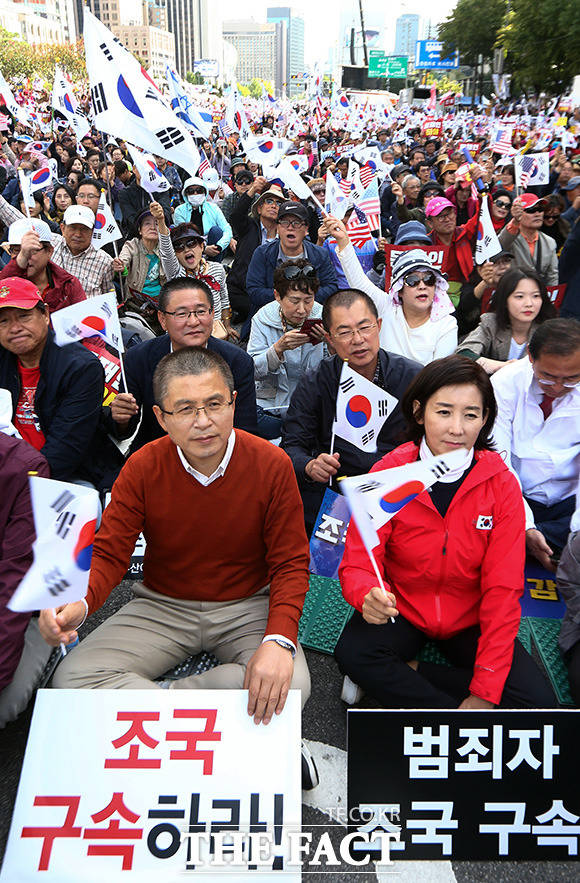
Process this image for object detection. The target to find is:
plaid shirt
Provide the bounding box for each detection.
[0,196,113,299]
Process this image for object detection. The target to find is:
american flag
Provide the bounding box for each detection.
[346,205,374,248]
[359,161,376,190]
[354,177,380,232]
[491,124,514,155]
[517,154,539,189]
[335,171,353,197]
[218,119,234,137]
[198,150,210,177]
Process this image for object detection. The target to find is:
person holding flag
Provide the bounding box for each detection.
[336,355,555,710]
[281,288,421,528]
[0,278,122,490]
[324,216,457,365]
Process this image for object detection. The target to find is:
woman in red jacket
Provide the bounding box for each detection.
[336,356,555,709]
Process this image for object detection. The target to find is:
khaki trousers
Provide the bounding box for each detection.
[53,583,310,706]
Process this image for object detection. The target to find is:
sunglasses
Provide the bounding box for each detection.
[523,205,545,214]
[174,238,203,252]
[544,213,560,220]
[281,264,317,281]
[494,199,511,209]
[403,271,437,287]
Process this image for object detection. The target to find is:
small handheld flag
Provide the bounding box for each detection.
[333,362,398,453]
[8,477,99,612]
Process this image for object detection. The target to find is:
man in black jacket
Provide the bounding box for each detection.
[0,277,122,491]
[228,180,284,323]
[281,289,422,526]
[107,277,258,453]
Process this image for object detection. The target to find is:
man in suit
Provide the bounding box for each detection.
[107,277,257,453]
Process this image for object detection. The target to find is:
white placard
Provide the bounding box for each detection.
[2,690,301,881]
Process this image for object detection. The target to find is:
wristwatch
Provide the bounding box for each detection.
[268,638,295,657]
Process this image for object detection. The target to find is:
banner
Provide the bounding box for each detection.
[2,690,302,880]
[384,244,447,290]
[348,710,579,860]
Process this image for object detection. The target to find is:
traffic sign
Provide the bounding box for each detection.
[415,40,459,70]
[368,50,388,77]
[386,56,408,78]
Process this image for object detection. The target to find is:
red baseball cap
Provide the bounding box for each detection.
[425,196,456,217]
[519,193,547,211]
[0,277,44,310]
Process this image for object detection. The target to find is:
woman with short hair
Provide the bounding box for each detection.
[336,355,555,709]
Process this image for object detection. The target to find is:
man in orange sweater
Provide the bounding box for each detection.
[39,347,311,729]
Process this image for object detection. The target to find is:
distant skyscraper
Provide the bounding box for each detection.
[166,0,221,77]
[267,7,305,97]
[394,13,419,59]
[222,20,282,89]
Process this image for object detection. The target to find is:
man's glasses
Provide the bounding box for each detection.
[523,206,544,214]
[158,399,234,422]
[174,239,204,252]
[262,197,280,206]
[281,264,317,281]
[278,218,305,229]
[332,322,377,341]
[494,199,511,209]
[403,271,437,287]
[162,307,211,322]
[537,377,580,389]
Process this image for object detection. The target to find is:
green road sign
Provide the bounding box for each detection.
[386,56,408,78]
[368,50,388,77]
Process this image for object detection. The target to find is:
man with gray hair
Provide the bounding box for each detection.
[39,347,317,786]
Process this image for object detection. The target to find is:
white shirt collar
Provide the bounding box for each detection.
[177,430,236,486]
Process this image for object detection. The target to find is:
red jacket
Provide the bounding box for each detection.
[0,259,86,313]
[431,207,479,283]
[339,442,525,704]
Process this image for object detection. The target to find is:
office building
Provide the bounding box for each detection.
[114,24,175,80]
[394,13,419,59]
[0,0,76,43]
[267,7,304,97]
[166,0,222,79]
[222,20,280,87]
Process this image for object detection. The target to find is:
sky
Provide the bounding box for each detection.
[217,0,459,67]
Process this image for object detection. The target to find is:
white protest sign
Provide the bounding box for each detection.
[2,690,301,881]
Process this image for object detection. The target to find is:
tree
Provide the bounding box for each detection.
[185,71,204,85]
[0,27,87,80]
[438,0,506,68]
[500,0,580,93]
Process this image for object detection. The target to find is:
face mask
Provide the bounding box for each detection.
[188,194,205,207]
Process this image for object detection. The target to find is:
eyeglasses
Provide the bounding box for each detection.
[174,239,204,252]
[494,200,511,209]
[9,244,49,256]
[278,218,306,229]
[332,322,377,341]
[403,271,437,287]
[537,377,580,389]
[158,399,234,422]
[281,264,317,281]
[262,197,280,206]
[162,307,211,322]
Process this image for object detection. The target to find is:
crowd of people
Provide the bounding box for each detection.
[1,77,580,791]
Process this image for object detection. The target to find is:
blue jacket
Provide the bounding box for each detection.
[173,200,233,251]
[109,334,258,451]
[0,330,122,490]
[246,238,338,318]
